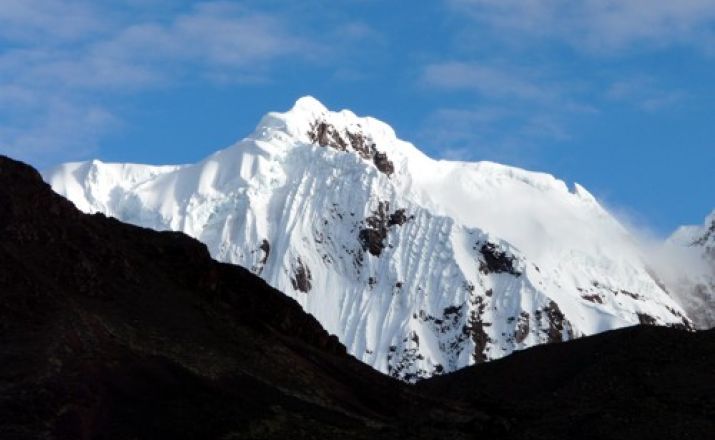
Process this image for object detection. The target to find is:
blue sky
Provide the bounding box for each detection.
[1,0,713,234]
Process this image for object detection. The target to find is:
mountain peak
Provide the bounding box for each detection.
[247,97,417,177]
[44,102,693,381]
[255,96,398,147]
[291,95,329,114]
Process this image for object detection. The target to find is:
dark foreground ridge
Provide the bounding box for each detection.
[1,155,713,440]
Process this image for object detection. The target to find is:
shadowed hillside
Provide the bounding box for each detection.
[1,156,713,440]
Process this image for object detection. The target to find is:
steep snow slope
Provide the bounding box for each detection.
[45,97,691,381]
[669,212,715,329]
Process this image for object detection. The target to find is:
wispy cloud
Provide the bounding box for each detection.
[417,61,590,165]
[417,1,707,165]
[447,0,715,53]
[421,62,554,102]
[606,76,687,111]
[417,105,571,166]
[0,1,325,166]
[0,0,106,44]
[0,100,118,163]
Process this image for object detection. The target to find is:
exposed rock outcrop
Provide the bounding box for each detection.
[290,257,312,293]
[358,201,411,257]
[478,241,521,276]
[308,120,395,176]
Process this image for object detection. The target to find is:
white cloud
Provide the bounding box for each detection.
[421,62,553,101]
[448,0,715,53]
[606,77,686,111]
[0,0,106,44]
[417,62,589,164]
[420,3,699,166]
[0,1,325,165]
[416,105,564,166]
[419,107,508,154]
[0,100,119,166]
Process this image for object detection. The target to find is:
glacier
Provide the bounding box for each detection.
[45,96,692,381]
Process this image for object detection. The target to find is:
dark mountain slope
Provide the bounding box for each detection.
[1,155,713,440]
[419,325,715,439]
[0,156,486,439]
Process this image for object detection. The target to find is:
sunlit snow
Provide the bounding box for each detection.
[45,97,691,381]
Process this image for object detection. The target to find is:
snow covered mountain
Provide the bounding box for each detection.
[668,212,715,329]
[45,96,692,381]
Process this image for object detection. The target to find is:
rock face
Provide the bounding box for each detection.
[290,257,312,293]
[358,201,411,256]
[45,96,692,381]
[308,119,395,176]
[478,241,521,276]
